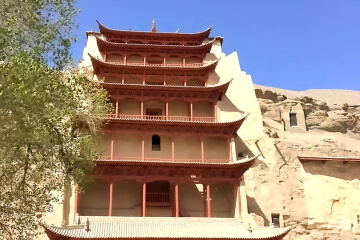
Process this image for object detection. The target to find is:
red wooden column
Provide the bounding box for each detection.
[143,56,146,65]
[166,101,169,120]
[171,138,175,162]
[213,102,217,122]
[190,101,193,121]
[73,184,79,216]
[124,55,127,64]
[141,182,147,217]
[173,183,179,217]
[204,184,211,217]
[110,134,114,160]
[121,73,125,84]
[182,58,186,67]
[141,136,145,161]
[184,74,187,86]
[109,182,113,216]
[142,74,146,85]
[115,99,119,118]
[163,57,166,66]
[141,100,144,119]
[237,183,242,215]
[201,137,204,163]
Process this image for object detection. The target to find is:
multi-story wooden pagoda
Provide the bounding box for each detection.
[43,21,290,240]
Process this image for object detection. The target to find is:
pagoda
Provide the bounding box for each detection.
[44,21,290,240]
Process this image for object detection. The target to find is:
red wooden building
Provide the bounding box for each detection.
[44,21,290,240]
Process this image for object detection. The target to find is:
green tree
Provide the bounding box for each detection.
[0,1,110,239]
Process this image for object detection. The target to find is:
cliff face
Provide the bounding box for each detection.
[245,86,360,240]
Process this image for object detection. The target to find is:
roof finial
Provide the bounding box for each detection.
[151,19,157,32]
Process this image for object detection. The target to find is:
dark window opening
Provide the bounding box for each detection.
[146,181,170,206]
[146,108,162,120]
[271,213,280,228]
[152,134,161,151]
[289,113,297,127]
[237,152,243,158]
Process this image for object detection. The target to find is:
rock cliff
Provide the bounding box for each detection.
[245,85,360,240]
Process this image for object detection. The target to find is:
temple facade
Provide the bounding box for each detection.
[42,22,290,240]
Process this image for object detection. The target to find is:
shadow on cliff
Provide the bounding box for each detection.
[247,196,270,226]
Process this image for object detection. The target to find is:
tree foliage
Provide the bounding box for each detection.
[0,1,111,239]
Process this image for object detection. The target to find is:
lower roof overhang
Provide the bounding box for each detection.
[92,156,257,182]
[101,115,247,137]
[100,80,232,101]
[89,54,219,76]
[44,217,291,240]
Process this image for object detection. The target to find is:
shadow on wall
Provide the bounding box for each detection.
[302,161,360,181]
[247,196,270,226]
[219,95,245,115]
[235,137,255,158]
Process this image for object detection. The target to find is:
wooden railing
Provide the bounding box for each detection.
[126,62,203,67]
[106,114,216,123]
[146,192,170,204]
[101,156,230,164]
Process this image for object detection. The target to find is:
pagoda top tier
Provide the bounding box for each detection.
[94,21,214,45]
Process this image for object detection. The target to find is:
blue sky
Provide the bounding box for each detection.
[73,0,360,91]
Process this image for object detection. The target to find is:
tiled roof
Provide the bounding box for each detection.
[89,54,219,74]
[96,36,219,50]
[97,21,213,39]
[97,78,232,94]
[45,217,290,240]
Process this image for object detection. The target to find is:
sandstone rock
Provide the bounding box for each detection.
[306,111,328,129]
[263,90,279,103]
[252,86,360,240]
[249,213,265,227]
[319,118,346,133]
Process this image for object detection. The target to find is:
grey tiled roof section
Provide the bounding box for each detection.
[45,217,290,239]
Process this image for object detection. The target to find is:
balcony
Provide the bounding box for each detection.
[101,156,230,164]
[126,62,204,67]
[105,114,217,123]
[146,192,170,206]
